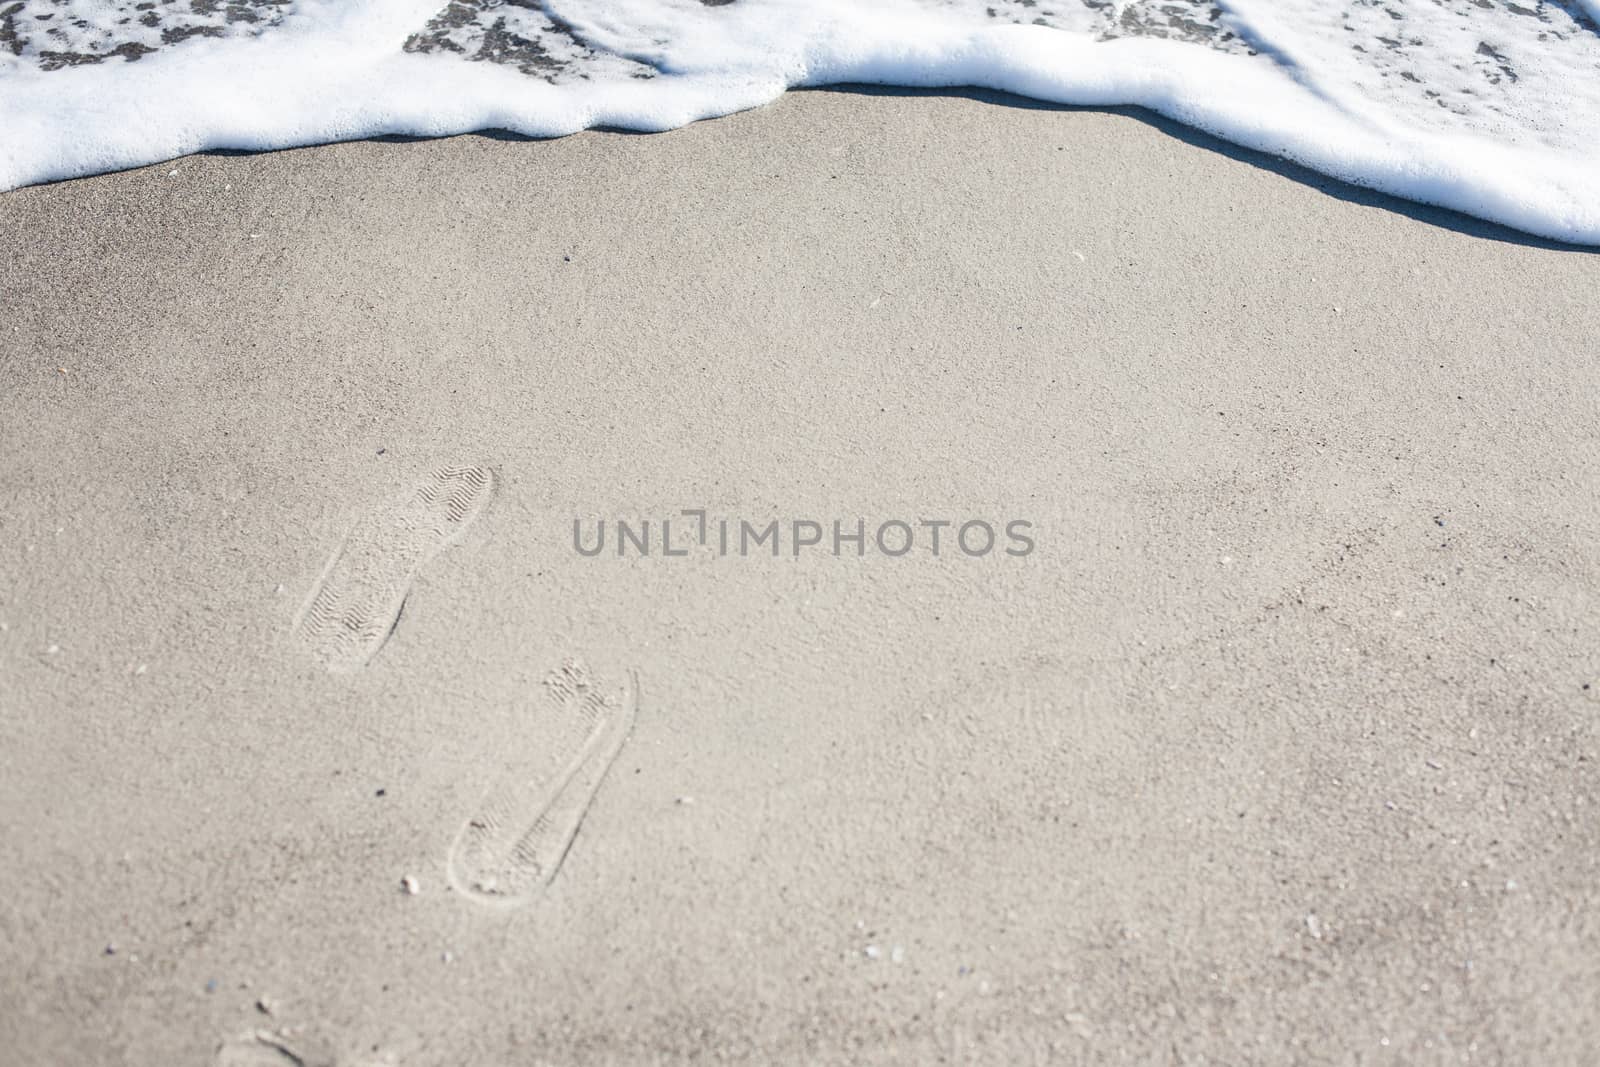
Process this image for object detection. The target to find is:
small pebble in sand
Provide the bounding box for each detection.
[46,644,59,655]
[863,945,881,960]
[256,996,275,1015]
[133,664,147,676]
[675,796,693,806]
[441,951,454,963]
[891,945,904,964]
[401,876,420,896]
[1305,914,1323,940]
[104,943,116,956]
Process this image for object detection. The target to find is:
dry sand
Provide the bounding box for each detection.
[1,88,1598,1065]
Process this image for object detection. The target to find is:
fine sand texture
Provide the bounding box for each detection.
[2,88,1598,1065]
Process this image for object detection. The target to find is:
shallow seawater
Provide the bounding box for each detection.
[2,0,1598,242]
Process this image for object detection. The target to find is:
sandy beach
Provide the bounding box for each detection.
[2,88,1598,1065]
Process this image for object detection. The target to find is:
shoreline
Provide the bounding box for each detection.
[15,84,1600,254]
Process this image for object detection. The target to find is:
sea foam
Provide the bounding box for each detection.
[2,0,1598,244]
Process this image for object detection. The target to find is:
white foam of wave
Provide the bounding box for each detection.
[2,0,1598,244]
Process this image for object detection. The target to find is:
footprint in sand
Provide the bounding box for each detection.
[215,1032,305,1067]
[448,659,638,905]
[294,465,493,673]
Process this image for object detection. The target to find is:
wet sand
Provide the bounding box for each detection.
[2,88,1598,1065]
